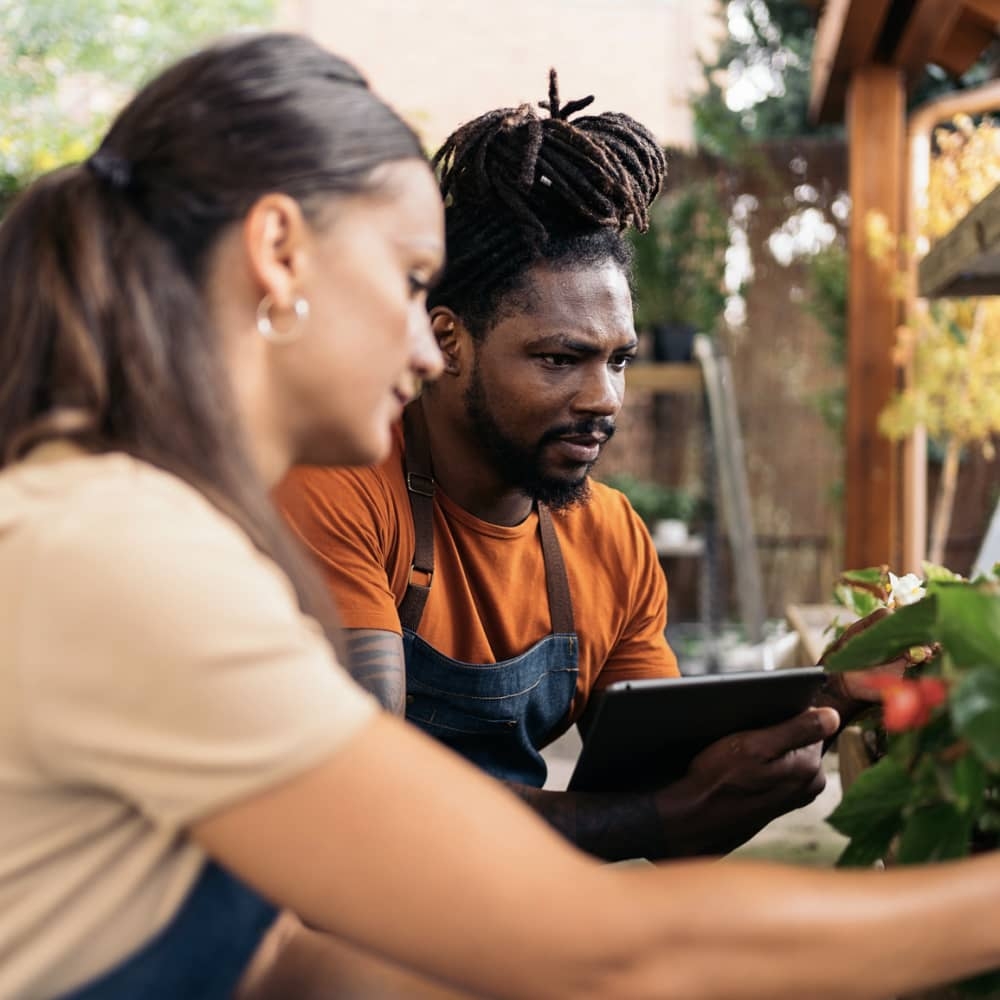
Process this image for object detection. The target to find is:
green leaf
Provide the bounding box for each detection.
[827,756,910,839]
[922,561,963,582]
[952,752,988,814]
[933,583,1000,667]
[909,713,960,762]
[823,596,939,671]
[840,566,887,585]
[834,822,900,868]
[952,668,1000,766]
[896,802,971,863]
[849,590,881,618]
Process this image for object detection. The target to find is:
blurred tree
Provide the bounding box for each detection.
[695,0,1000,157]
[0,0,273,198]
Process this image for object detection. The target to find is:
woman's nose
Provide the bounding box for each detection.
[410,307,444,382]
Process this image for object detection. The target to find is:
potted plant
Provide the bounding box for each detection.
[602,473,699,546]
[630,178,729,361]
[822,562,1000,997]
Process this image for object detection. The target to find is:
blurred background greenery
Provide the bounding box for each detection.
[0,0,274,200]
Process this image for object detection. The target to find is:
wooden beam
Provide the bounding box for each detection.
[809,0,894,124]
[845,66,906,569]
[931,9,998,76]
[919,181,1000,297]
[893,0,964,89]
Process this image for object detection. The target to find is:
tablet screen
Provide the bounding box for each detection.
[568,667,826,794]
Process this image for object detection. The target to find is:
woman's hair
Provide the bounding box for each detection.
[0,32,424,652]
[427,70,667,337]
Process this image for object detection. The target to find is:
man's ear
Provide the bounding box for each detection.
[429,307,467,375]
[242,193,310,309]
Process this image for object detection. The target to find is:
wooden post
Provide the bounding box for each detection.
[845,66,905,570]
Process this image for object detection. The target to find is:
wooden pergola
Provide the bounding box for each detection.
[807,0,1000,571]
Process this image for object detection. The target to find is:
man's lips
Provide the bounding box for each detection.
[552,434,607,464]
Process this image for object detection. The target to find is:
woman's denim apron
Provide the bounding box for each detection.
[61,862,276,999]
[399,402,579,787]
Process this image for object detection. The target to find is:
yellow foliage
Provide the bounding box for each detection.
[923,118,1000,240]
[878,116,1000,449]
[865,210,897,262]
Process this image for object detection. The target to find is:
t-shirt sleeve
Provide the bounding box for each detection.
[592,497,680,690]
[275,465,404,634]
[18,474,378,830]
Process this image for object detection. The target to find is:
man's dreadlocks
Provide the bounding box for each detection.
[427,70,666,337]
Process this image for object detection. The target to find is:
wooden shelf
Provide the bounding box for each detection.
[919,180,1000,298]
[626,362,703,394]
[654,534,706,559]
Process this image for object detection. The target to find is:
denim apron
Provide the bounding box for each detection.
[399,402,579,787]
[61,862,276,1000]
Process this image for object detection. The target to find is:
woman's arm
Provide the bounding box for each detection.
[194,712,1000,1000]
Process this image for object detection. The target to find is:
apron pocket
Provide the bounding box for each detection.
[406,695,519,736]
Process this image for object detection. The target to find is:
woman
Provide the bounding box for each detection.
[1,30,1000,1000]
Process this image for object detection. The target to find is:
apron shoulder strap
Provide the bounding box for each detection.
[537,504,575,635]
[399,401,576,637]
[399,401,435,632]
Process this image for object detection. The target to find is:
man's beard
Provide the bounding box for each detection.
[463,360,615,511]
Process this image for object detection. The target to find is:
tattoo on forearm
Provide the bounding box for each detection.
[345,632,405,715]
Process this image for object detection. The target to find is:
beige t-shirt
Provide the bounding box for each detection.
[0,443,376,999]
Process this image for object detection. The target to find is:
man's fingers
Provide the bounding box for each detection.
[740,707,840,759]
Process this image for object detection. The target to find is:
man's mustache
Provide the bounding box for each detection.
[538,419,617,447]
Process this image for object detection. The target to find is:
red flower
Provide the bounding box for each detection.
[882,683,930,732]
[856,675,950,732]
[916,677,948,709]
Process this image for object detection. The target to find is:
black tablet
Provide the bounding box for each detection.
[567,666,827,794]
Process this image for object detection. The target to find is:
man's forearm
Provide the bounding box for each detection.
[344,629,406,716]
[508,710,836,861]
[506,780,762,862]
[505,784,668,862]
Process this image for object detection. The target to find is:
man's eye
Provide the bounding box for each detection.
[610,355,636,371]
[539,354,576,367]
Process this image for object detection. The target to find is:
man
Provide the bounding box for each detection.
[277,74,866,861]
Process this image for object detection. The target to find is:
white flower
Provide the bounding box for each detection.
[888,572,926,607]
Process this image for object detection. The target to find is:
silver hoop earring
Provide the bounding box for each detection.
[256,294,310,345]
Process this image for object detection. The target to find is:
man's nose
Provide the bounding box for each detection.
[572,363,623,417]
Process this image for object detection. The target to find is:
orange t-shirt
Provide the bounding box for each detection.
[276,423,679,727]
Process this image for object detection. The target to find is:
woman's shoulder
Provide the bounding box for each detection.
[3,443,219,520]
[3,445,267,592]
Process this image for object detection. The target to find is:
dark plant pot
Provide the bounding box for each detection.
[652,323,696,363]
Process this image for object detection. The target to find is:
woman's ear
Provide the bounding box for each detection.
[430,307,465,375]
[242,193,310,308]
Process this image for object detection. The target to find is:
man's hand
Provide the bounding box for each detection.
[652,706,840,856]
[509,706,838,862]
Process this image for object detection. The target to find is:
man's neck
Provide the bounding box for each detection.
[419,398,534,527]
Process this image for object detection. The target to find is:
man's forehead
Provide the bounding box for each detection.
[498,262,634,335]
